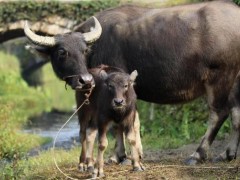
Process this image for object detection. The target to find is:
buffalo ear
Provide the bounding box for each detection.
[34,46,50,55]
[26,44,50,58]
[99,70,108,80]
[130,70,138,83]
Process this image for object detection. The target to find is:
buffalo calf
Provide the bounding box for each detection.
[93,67,142,178]
[75,65,143,176]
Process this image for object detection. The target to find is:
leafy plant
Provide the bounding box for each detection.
[233,0,240,5]
[138,98,231,150]
[0,51,51,160]
[0,0,120,27]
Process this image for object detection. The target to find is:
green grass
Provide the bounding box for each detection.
[0,51,51,159]
[0,51,75,179]
[138,99,231,150]
[0,43,75,178]
[1,136,117,179]
[0,51,56,179]
[0,49,76,178]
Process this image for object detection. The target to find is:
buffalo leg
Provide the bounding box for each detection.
[185,84,231,165]
[213,107,240,162]
[109,111,142,165]
[134,111,143,159]
[125,123,144,171]
[78,112,89,171]
[93,124,108,178]
[86,127,98,172]
[108,125,128,164]
[214,76,240,162]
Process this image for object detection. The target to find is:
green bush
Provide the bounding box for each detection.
[234,0,240,5]
[0,0,119,26]
[138,98,231,149]
[0,51,51,160]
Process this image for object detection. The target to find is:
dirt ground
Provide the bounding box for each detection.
[63,139,240,180]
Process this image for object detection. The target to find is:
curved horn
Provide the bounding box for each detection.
[83,16,102,43]
[24,21,56,47]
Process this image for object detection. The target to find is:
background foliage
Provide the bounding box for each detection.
[0,51,51,160]
[0,0,119,27]
[234,0,240,5]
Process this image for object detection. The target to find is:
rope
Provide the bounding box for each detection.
[52,88,96,180]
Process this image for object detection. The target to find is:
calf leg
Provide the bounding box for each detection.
[93,124,108,178]
[79,129,86,171]
[108,125,128,164]
[134,111,143,159]
[125,124,144,171]
[78,113,88,171]
[109,111,142,165]
[185,84,231,165]
[86,127,98,172]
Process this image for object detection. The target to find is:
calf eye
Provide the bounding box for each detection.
[58,49,68,58]
[124,84,128,89]
[108,84,113,90]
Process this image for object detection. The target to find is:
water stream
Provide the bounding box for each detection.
[23,112,80,155]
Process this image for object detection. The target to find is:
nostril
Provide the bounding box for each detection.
[80,74,93,85]
[79,78,85,85]
[114,98,123,105]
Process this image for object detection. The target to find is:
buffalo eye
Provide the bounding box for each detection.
[124,84,128,90]
[58,48,68,59]
[83,48,89,55]
[108,83,113,90]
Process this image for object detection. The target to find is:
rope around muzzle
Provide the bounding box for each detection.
[52,87,95,180]
[62,74,81,90]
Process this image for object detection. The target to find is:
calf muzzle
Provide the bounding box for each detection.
[113,98,124,107]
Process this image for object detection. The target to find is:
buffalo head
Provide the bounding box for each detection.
[100,70,138,112]
[24,17,102,90]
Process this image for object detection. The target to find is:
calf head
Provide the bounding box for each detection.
[24,17,102,90]
[100,70,138,111]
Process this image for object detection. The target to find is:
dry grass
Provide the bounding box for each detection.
[19,145,240,180]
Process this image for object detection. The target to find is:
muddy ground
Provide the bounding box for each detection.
[61,139,240,180]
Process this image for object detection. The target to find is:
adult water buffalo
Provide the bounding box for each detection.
[24,1,240,165]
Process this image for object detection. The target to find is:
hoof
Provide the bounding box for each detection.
[106,157,118,165]
[184,157,202,165]
[133,166,144,172]
[87,166,94,173]
[120,158,131,166]
[98,172,105,178]
[91,173,97,179]
[78,165,85,172]
[212,155,226,163]
[140,162,146,171]
[212,154,235,163]
[92,172,105,178]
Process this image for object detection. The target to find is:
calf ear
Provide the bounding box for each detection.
[130,70,138,82]
[99,70,108,80]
